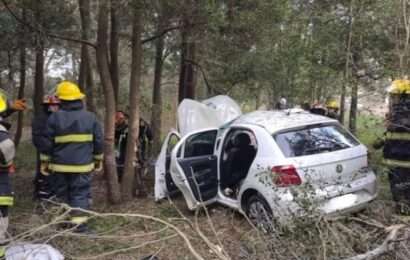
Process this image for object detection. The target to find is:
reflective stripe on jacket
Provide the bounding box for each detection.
[0,123,14,206]
[383,131,410,168]
[45,100,103,173]
[385,131,410,141]
[383,158,410,168]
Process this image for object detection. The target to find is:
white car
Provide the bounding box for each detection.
[155,97,377,227]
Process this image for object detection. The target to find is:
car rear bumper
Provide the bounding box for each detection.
[264,170,378,222]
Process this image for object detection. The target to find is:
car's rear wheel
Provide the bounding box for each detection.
[245,194,274,233]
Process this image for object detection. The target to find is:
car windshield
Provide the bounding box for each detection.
[273,124,359,157]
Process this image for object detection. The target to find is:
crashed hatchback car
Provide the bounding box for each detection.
[155,96,377,226]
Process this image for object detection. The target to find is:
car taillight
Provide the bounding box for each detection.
[271,165,301,187]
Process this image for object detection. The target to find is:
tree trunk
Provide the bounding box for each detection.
[7,51,15,86]
[14,6,27,147]
[34,46,44,117]
[110,0,120,105]
[79,0,96,112]
[33,2,44,118]
[85,52,96,112]
[122,0,143,200]
[340,0,354,125]
[150,8,167,155]
[78,48,86,90]
[178,18,196,103]
[349,81,358,134]
[96,0,121,204]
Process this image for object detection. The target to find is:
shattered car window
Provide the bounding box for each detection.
[274,124,359,157]
[184,130,217,158]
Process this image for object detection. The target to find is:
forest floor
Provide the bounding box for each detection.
[8,115,410,260]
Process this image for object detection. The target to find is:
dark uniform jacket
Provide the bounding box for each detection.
[382,96,410,168]
[43,101,103,173]
[32,110,50,154]
[138,121,153,162]
[382,132,410,168]
[115,122,128,166]
[0,122,15,209]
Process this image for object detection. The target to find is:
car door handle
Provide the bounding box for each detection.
[208,155,216,160]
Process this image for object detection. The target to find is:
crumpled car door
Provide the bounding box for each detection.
[169,128,219,210]
[154,130,181,201]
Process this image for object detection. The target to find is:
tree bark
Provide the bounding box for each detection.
[7,51,15,86]
[122,0,143,200]
[340,0,354,125]
[178,15,197,103]
[110,0,120,105]
[79,0,96,112]
[14,6,27,147]
[78,48,86,90]
[349,81,358,134]
[34,48,44,118]
[150,7,167,155]
[85,52,96,112]
[96,0,121,204]
[32,1,45,118]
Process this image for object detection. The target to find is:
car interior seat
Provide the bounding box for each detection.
[222,132,256,189]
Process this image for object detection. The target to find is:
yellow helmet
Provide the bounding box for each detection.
[55,81,85,101]
[0,89,8,113]
[388,79,410,94]
[325,99,339,109]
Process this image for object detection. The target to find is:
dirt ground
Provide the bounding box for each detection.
[10,166,256,260]
[8,120,410,260]
[8,164,410,260]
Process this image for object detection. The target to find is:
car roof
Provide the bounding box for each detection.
[231,109,337,133]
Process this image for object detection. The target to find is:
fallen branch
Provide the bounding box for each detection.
[343,224,406,260]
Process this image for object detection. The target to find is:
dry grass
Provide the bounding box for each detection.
[7,168,410,260]
[8,116,410,260]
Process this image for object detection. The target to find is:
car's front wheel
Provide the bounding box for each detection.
[244,194,274,232]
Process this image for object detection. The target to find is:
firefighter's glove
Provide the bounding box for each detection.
[40,162,50,176]
[94,160,103,172]
[10,99,27,111]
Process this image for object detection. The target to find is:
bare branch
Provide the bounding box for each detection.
[1,0,97,49]
[343,225,407,260]
[142,25,182,44]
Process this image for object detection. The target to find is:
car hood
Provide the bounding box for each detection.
[178,95,242,136]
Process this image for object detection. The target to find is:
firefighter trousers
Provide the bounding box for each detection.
[388,167,410,211]
[53,173,91,212]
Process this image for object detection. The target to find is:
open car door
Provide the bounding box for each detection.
[170,129,219,210]
[155,130,181,201]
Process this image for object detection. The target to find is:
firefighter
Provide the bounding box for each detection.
[115,111,128,181]
[0,91,16,257]
[41,81,103,232]
[138,118,153,166]
[325,98,340,120]
[374,79,410,214]
[114,112,152,181]
[32,95,60,200]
